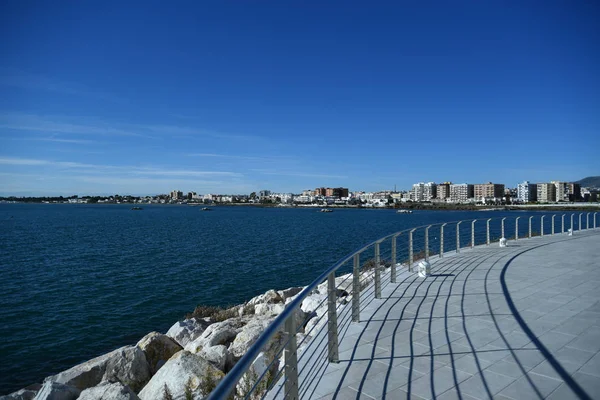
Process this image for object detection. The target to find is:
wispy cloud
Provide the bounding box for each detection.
[0,112,263,141]
[0,156,243,178]
[0,68,128,104]
[187,153,289,162]
[250,169,348,179]
[0,113,147,137]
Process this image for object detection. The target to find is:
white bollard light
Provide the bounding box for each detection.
[418,260,431,278]
[568,228,573,236]
[499,237,507,248]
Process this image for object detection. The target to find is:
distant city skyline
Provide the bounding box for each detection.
[1,2,598,196]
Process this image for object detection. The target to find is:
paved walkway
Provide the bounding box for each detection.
[300,229,600,399]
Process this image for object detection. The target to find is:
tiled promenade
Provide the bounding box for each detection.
[301,229,600,399]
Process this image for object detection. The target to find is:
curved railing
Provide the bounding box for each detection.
[208,211,598,399]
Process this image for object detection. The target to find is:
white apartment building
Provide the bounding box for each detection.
[517,181,537,203]
[551,181,567,202]
[410,183,436,201]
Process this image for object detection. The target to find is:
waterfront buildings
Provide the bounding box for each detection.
[411,182,437,202]
[449,184,474,203]
[517,181,537,203]
[436,182,451,200]
[474,182,505,200]
[170,190,183,200]
[537,183,557,203]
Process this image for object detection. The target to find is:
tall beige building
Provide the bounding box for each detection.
[537,183,556,203]
[474,183,505,200]
[437,182,451,200]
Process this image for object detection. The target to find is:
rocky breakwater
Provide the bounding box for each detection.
[1,261,391,400]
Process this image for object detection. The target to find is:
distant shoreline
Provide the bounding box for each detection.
[3,202,598,212]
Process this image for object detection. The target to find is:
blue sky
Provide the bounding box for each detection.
[0,1,598,196]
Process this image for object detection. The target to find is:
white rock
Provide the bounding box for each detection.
[0,384,41,400]
[137,332,182,374]
[499,237,507,247]
[277,287,304,301]
[78,381,140,400]
[196,345,229,372]
[44,346,150,393]
[248,289,283,305]
[301,293,327,316]
[103,346,151,393]
[229,317,285,361]
[33,381,79,400]
[254,303,285,317]
[138,351,224,400]
[166,318,211,348]
[184,319,244,354]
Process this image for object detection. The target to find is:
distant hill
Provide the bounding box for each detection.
[576,176,600,188]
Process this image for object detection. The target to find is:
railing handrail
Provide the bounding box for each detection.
[208,212,595,399]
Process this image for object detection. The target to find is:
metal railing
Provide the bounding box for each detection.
[208,211,598,399]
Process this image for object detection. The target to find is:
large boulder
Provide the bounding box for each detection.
[137,332,182,374]
[248,290,283,306]
[138,351,224,400]
[184,319,245,354]
[254,303,284,317]
[78,381,140,400]
[0,384,41,400]
[103,346,151,392]
[277,287,304,301]
[44,346,150,393]
[229,317,286,362]
[166,318,211,348]
[301,293,327,316]
[196,345,229,372]
[32,381,79,400]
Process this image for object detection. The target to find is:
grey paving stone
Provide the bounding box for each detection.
[403,366,472,400]
[497,371,563,399]
[349,365,425,399]
[484,359,527,379]
[578,351,600,378]
[553,345,595,369]
[456,369,517,398]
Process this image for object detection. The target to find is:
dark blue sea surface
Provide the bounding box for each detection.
[0,204,567,394]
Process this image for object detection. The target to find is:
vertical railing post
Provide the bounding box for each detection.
[374,241,381,299]
[587,213,590,230]
[501,217,506,238]
[284,316,299,400]
[515,217,520,240]
[440,223,446,258]
[562,214,565,234]
[571,214,574,232]
[486,218,491,245]
[391,235,397,283]
[529,216,533,238]
[409,229,415,272]
[579,213,583,231]
[551,215,555,235]
[424,226,429,261]
[352,253,360,322]
[327,272,339,363]
[471,220,476,248]
[595,212,597,229]
[541,215,546,236]
[456,221,462,253]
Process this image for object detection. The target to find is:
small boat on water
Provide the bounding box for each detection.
[131,207,143,210]
[397,209,412,214]
[320,208,333,213]
[201,207,213,211]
